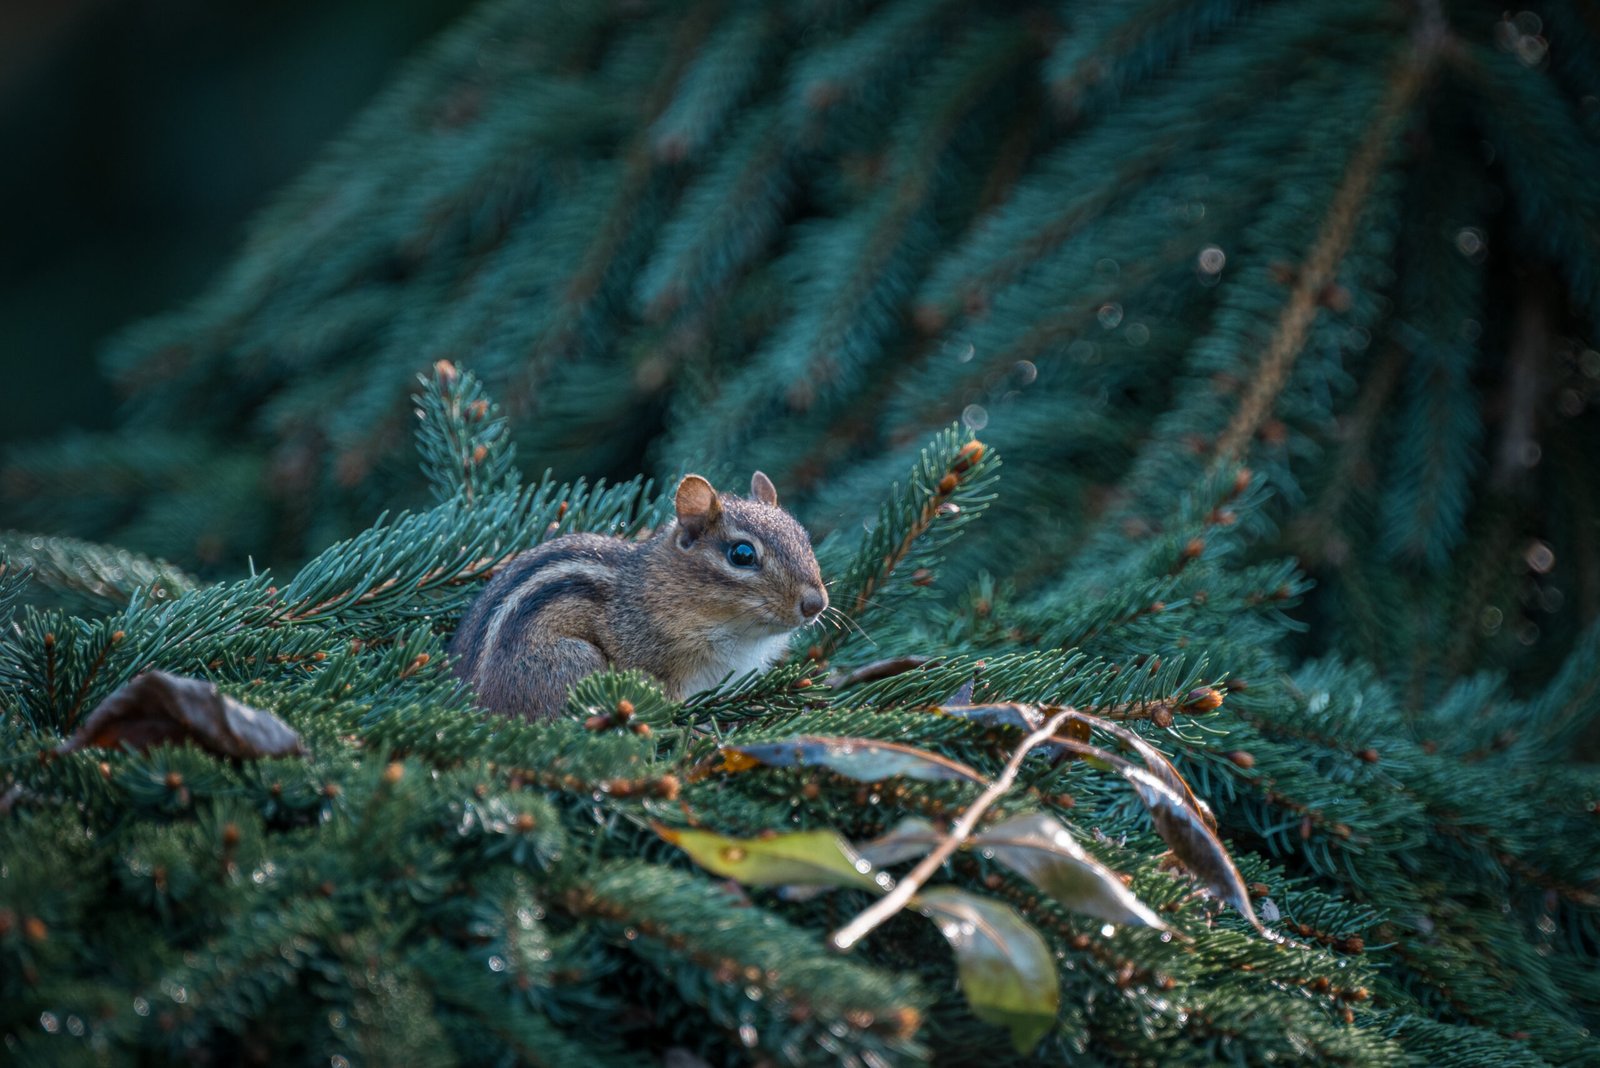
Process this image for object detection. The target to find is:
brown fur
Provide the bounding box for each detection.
[449,473,827,720]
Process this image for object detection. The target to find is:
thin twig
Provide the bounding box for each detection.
[829,704,1076,953]
[1211,43,1435,465]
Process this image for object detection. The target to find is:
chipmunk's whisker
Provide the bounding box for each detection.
[823,604,876,646]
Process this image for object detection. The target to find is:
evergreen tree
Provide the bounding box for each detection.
[4,1,1600,1064]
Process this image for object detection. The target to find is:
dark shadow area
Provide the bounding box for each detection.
[0,0,470,443]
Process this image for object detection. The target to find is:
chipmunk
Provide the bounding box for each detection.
[449,471,828,720]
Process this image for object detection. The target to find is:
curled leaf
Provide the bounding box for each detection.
[58,670,306,759]
[913,887,1060,1053]
[1075,712,1215,830]
[720,737,985,784]
[943,703,1096,766]
[855,817,942,867]
[936,702,1040,733]
[975,813,1168,933]
[1041,715,1094,763]
[654,824,889,894]
[1121,767,1264,934]
[826,655,934,690]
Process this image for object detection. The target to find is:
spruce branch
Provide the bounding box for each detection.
[1211,41,1435,465]
[1289,340,1407,564]
[0,555,27,627]
[265,473,666,627]
[412,360,520,504]
[815,429,997,662]
[1431,819,1600,909]
[636,102,799,320]
[0,531,197,611]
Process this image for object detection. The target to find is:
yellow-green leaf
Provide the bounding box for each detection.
[913,887,1060,1053]
[721,737,986,783]
[654,824,889,894]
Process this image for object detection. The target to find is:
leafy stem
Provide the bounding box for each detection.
[829,705,1078,952]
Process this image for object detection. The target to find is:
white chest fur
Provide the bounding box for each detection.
[679,629,794,699]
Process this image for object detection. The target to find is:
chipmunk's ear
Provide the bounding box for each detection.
[675,474,722,543]
[750,470,779,507]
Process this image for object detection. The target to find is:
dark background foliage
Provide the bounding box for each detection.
[0,0,468,444]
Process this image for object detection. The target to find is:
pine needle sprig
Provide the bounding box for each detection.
[412,360,521,504]
[0,531,198,614]
[814,427,998,663]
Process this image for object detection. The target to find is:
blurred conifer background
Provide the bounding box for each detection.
[2,1,1600,1064]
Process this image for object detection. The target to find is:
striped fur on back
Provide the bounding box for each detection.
[449,535,631,718]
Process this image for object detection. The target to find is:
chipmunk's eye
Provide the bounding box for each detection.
[726,541,758,568]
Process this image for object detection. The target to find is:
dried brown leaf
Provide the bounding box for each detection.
[58,671,306,760]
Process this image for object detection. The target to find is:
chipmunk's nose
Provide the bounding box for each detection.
[799,588,827,622]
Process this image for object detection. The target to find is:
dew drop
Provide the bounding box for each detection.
[40,1013,59,1034]
[1067,339,1098,363]
[1197,246,1226,275]
[132,998,149,1017]
[488,955,507,972]
[1100,924,1116,938]
[1097,303,1123,330]
[739,1023,760,1047]
[1515,32,1548,66]
[961,404,988,431]
[1454,227,1486,261]
[1524,540,1555,574]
